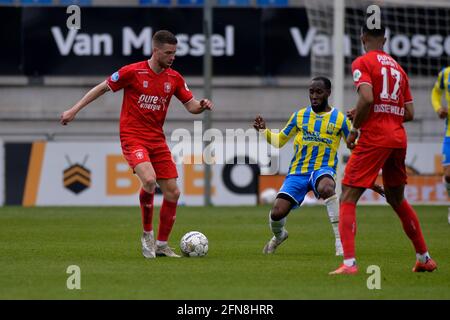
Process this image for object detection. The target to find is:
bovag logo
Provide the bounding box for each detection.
[63,155,91,194]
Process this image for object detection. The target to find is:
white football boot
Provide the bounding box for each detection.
[263,231,288,254]
[141,232,156,259]
[156,244,181,258]
[335,239,344,256]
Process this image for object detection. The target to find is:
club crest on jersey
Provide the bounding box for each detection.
[134,149,144,160]
[143,81,148,88]
[326,123,336,134]
[164,82,172,93]
[111,71,119,82]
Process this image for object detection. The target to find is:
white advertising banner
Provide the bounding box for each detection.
[34,141,272,206]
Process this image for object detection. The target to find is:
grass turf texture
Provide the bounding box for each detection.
[0,205,448,299]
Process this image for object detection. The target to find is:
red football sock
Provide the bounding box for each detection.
[339,202,357,260]
[393,199,428,254]
[157,198,178,242]
[139,188,154,232]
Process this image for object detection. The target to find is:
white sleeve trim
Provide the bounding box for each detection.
[106,82,115,92]
[356,82,373,88]
[404,100,413,104]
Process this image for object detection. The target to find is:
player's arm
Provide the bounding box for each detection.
[345,84,373,149]
[403,102,414,122]
[183,98,213,114]
[60,80,110,125]
[253,113,297,148]
[352,84,373,129]
[431,70,448,119]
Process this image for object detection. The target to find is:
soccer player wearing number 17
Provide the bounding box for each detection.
[330,24,437,275]
[60,30,213,259]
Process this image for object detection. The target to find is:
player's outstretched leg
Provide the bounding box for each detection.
[316,174,343,256]
[156,178,181,258]
[385,186,437,272]
[329,185,365,275]
[134,162,158,259]
[324,195,343,256]
[263,197,292,254]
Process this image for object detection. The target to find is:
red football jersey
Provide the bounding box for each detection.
[106,60,193,145]
[352,50,413,148]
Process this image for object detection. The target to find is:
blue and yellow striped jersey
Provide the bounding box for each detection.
[431,66,450,138]
[264,106,352,175]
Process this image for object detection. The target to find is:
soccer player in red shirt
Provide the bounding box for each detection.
[329,24,437,274]
[60,30,213,259]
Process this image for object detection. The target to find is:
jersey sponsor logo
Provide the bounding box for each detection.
[164,82,171,93]
[137,94,167,111]
[301,127,333,144]
[373,104,405,116]
[184,82,190,91]
[353,69,362,82]
[111,71,119,82]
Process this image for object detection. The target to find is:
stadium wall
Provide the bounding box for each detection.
[2,140,447,206]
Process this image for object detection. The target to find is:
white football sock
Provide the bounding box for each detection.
[324,194,340,241]
[416,252,431,263]
[344,258,356,267]
[156,240,167,247]
[144,230,154,237]
[269,211,287,240]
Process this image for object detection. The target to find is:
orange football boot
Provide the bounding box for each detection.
[412,258,437,272]
[329,264,358,275]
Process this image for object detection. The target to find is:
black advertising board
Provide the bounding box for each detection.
[1,6,450,77]
[21,7,263,76]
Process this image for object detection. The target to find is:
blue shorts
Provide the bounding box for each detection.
[278,168,336,208]
[443,137,450,166]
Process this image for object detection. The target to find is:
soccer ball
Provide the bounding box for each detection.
[180,231,209,257]
[260,188,277,204]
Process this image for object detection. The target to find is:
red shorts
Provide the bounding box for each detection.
[342,144,407,188]
[121,141,178,179]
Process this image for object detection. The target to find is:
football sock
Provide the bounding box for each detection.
[393,199,428,255]
[416,252,431,264]
[269,211,287,240]
[139,188,154,233]
[156,240,167,247]
[143,230,154,238]
[157,198,178,242]
[344,258,356,267]
[324,194,340,241]
[339,202,357,260]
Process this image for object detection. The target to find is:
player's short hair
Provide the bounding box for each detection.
[152,30,178,47]
[312,76,332,90]
[361,21,386,38]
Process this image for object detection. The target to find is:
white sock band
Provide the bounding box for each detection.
[269,211,287,239]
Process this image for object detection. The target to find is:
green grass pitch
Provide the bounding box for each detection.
[0,205,449,299]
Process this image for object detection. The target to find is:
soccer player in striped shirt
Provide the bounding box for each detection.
[254,76,373,256]
[431,66,450,223]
